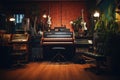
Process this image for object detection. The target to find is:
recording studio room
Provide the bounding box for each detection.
[0,0,120,80]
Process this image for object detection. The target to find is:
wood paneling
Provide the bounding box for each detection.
[1,1,89,31]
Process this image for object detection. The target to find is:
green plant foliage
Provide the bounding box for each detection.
[95,4,119,33]
[94,3,120,57]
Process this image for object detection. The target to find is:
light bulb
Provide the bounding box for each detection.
[9,18,15,21]
[43,14,47,18]
[94,11,100,18]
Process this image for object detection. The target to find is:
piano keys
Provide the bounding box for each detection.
[41,30,74,45]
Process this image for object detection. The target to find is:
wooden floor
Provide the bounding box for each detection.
[0,62,120,80]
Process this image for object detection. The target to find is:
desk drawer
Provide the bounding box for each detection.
[13,44,27,50]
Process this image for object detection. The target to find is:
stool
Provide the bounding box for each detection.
[51,47,66,62]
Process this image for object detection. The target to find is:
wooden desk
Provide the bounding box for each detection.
[11,34,29,63]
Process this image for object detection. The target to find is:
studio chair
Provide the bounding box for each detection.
[51,47,66,62]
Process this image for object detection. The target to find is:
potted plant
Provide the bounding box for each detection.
[94,4,120,72]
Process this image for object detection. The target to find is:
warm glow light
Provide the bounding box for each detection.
[88,40,93,44]
[93,11,100,18]
[43,14,47,18]
[38,30,43,35]
[70,21,73,24]
[9,18,15,21]
[115,8,120,22]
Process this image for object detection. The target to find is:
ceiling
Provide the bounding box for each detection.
[1,0,88,2]
[4,0,86,1]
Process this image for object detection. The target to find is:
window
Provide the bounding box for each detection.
[14,14,24,30]
[14,14,24,24]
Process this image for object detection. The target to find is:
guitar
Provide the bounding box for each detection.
[47,15,52,28]
[81,9,87,31]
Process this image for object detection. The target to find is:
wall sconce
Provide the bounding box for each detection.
[93,11,100,23]
[9,17,15,22]
[93,11,100,18]
[43,14,47,18]
[42,10,47,18]
[70,21,73,25]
